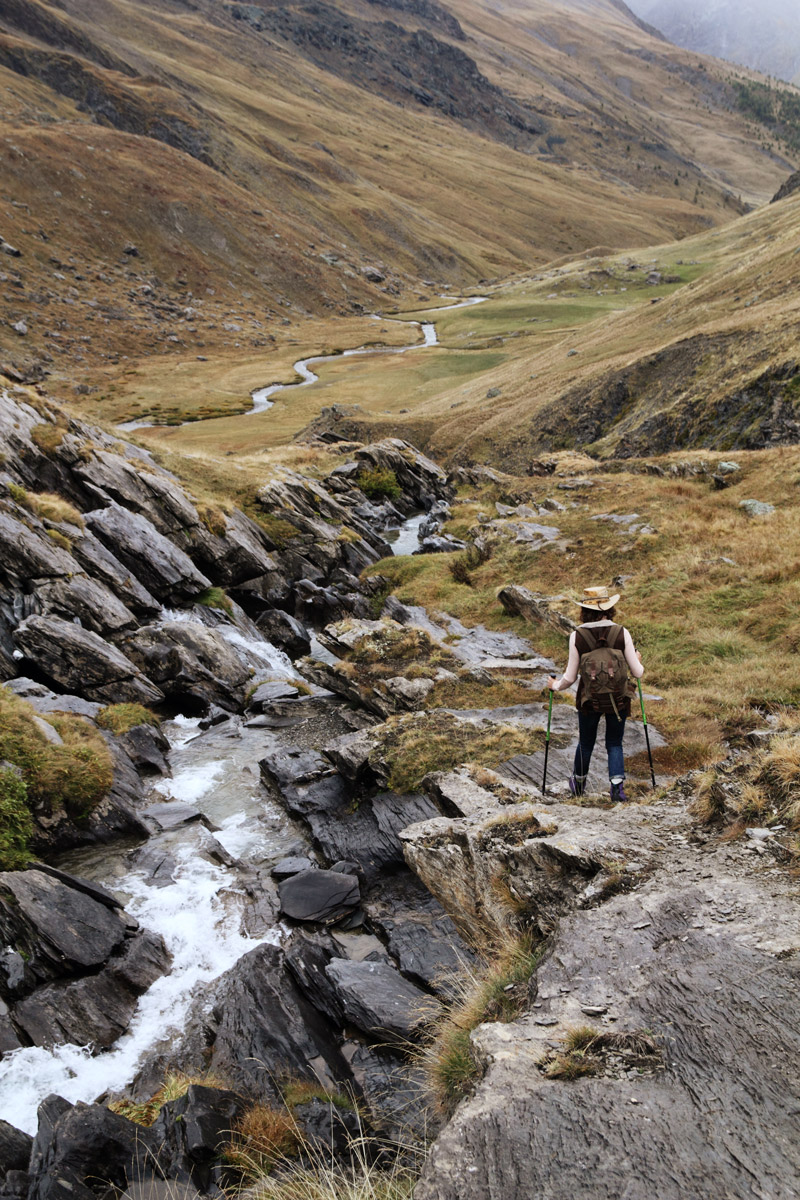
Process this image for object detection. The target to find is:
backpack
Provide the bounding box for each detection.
[576,624,632,716]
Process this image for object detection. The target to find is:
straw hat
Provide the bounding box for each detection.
[578,585,621,612]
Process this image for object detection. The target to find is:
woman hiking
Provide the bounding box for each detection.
[547,585,644,801]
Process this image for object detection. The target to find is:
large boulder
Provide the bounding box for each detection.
[85,504,210,604]
[354,439,452,510]
[121,620,251,711]
[75,449,201,535]
[324,959,440,1042]
[27,1098,155,1200]
[33,575,137,637]
[69,529,160,618]
[150,1085,246,1193]
[0,1120,32,1176]
[278,869,360,925]
[0,512,75,582]
[13,615,163,705]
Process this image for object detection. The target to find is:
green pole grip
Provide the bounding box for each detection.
[638,678,647,725]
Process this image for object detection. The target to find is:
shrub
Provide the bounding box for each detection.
[357,468,402,501]
[97,704,160,735]
[0,688,113,819]
[0,767,33,870]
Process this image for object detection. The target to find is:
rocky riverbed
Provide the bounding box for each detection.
[0,384,798,1200]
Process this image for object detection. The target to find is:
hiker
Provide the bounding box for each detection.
[547,585,644,801]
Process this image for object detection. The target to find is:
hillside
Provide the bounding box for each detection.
[629,0,800,84]
[0,0,796,396]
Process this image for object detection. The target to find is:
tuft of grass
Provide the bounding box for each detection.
[109,1071,226,1126]
[7,482,29,506]
[195,585,234,616]
[422,930,544,1112]
[96,703,160,735]
[542,1027,661,1081]
[31,492,84,527]
[691,725,800,841]
[225,1102,302,1179]
[282,1080,354,1113]
[0,766,34,870]
[0,687,114,820]
[197,501,229,536]
[358,468,402,502]
[46,529,73,552]
[30,422,66,456]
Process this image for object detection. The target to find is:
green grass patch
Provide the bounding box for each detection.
[195,586,234,616]
[357,467,402,501]
[97,704,160,735]
[0,766,33,870]
[0,687,114,820]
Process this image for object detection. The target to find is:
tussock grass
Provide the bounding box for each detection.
[97,704,160,735]
[422,930,544,1112]
[6,484,84,528]
[109,1071,227,1126]
[542,1027,661,1080]
[0,688,113,828]
[692,722,800,842]
[195,585,234,616]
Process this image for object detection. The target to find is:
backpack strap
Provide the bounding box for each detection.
[575,626,597,654]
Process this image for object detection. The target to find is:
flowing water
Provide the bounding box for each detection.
[0,621,304,1136]
[117,296,487,431]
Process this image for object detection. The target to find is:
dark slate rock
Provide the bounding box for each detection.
[349,1043,431,1139]
[12,616,163,706]
[117,723,170,776]
[0,1012,23,1055]
[85,503,210,604]
[324,959,440,1042]
[150,1085,246,1193]
[248,680,300,708]
[278,870,360,924]
[0,870,128,986]
[255,609,311,659]
[141,802,209,831]
[122,621,251,712]
[26,864,122,911]
[259,747,332,791]
[271,856,315,880]
[294,1098,361,1158]
[27,1100,154,1200]
[0,1120,31,1176]
[284,930,346,1025]
[205,943,353,1100]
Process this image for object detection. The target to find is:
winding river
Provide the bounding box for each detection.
[118,296,487,432]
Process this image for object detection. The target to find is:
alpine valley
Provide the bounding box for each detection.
[0,2,799,1199]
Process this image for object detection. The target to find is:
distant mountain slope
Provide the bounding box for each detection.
[628,0,800,84]
[0,0,796,388]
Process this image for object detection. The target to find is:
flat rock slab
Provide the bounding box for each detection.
[325,958,440,1041]
[278,868,360,924]
[141,802,209,831]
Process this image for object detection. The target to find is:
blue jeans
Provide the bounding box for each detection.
[573,709,627,780]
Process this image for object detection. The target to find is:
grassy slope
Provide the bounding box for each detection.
[1,0,796,409]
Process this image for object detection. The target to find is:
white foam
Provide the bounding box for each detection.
[0,848,274,1135]
[152,759,225,806]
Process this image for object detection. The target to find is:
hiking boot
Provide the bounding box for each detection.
[610,780,627,802]
[569,775,586,797]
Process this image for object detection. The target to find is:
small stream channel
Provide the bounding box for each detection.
[0,511,426,1134]
[118,296,487,432]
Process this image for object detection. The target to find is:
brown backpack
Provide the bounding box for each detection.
[576,624,632,716]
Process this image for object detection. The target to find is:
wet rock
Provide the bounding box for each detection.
[150,1085,246,1194]
[260,747,332,791]
[27,1099,154,1200]
[325,959,439,1042]
[294,1097,361,1157]
[271,856,316,880]
[122,621,251,711]
[205,942,353,1100]
[13,615,163,706]
[0,869,130,990]
[279,869,360,924]
[117,722,170,776]
[255,609,311,659]
[13,928,169,1050]
[33,575,138,637]
[248,680,300,708]
[25,864,122,912]
[416,534,466,554]
[141,802,209,831]
[86,503,210,604]
[0,1121,32,1176]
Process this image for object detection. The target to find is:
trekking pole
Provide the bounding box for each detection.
[541,689,554,795]
[638,679,656,789]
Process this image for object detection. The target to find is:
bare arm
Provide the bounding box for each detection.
[624,628,644,679]
[548,631,579,691]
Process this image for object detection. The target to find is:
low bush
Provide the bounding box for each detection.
[358,467,402,501]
